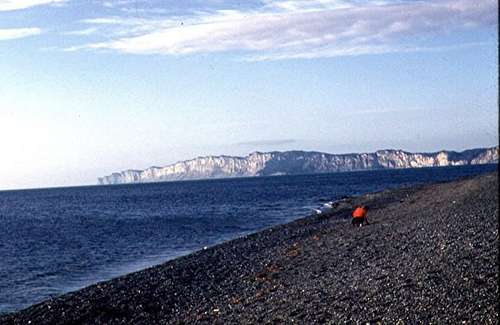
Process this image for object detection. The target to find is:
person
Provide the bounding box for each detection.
[352,205,369,227]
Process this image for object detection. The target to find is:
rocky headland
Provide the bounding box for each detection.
[98,146,499,185]
[3,172,498,324]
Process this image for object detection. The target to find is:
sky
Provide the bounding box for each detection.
[0,0,498,190]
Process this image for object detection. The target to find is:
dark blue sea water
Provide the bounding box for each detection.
[0,164,497,314]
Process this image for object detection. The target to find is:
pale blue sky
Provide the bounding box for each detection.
[0,0,498,189]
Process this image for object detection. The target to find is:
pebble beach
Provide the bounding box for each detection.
[2,172,498,324]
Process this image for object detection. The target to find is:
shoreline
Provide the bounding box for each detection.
[1,163,495,193]
[2,172,498,324]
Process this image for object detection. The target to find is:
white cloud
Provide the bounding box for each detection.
[0,0,66,11]
[262,0,355,11]
[243,41,493,61]
[72,0,498,59]
[0,27,42,40]
[64,27,99,36]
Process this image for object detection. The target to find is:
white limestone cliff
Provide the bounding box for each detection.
[98,146,499,185]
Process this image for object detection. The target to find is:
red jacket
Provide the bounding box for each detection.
[352,207,367,218]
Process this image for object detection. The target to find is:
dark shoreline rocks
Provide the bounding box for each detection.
[2,172,498,324]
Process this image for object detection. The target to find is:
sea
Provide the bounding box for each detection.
[0,164,497,314]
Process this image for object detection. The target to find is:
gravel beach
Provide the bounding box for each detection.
[2,172,498,324]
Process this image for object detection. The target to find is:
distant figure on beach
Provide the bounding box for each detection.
[352,205,369,227]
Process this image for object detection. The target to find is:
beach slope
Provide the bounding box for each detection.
[2,172,498,324]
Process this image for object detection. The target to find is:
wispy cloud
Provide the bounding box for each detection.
[0,0,66,11]
[63,27,99,36]
[70,0,497,59]
[244,41,494,61]
[236,139,297,146]
[0,27,42,40]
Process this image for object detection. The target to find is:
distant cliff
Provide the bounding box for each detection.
[98,146,499,185]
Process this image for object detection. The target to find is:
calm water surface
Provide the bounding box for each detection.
[0,164,497,314]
